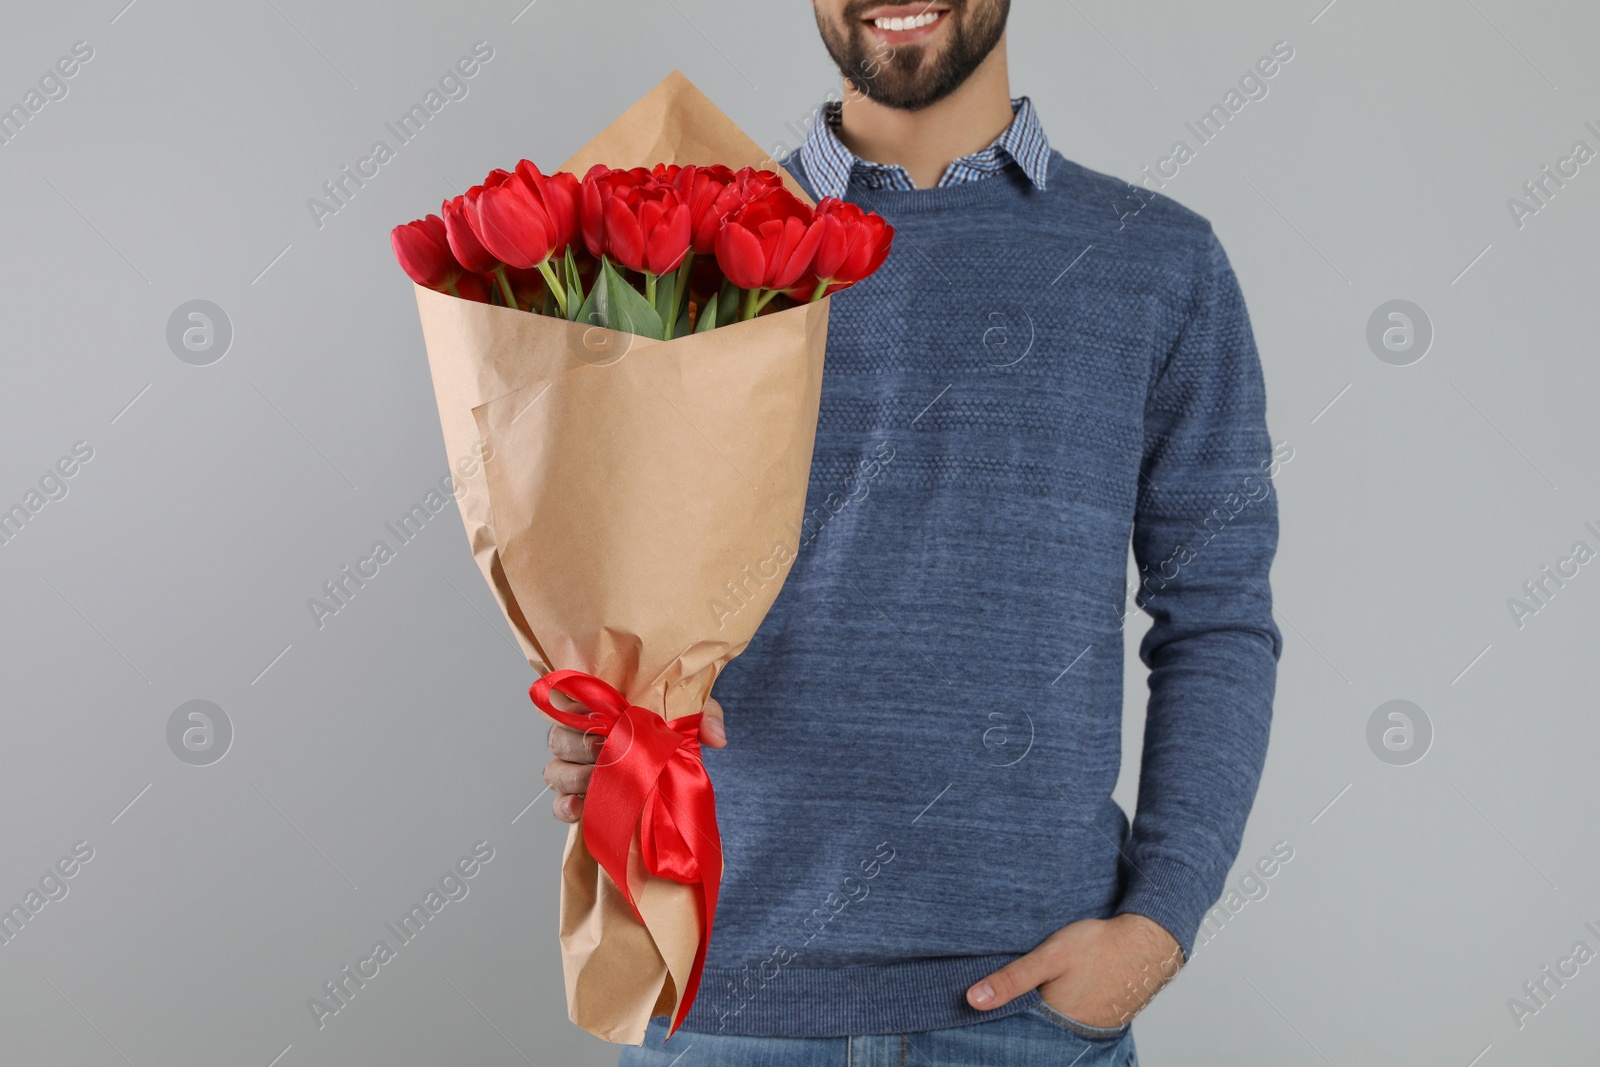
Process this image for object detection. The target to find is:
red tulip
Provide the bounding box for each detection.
[441,195,499,274]
[603,195,645,270]
[727,168,787,207]
[579,166,649,261]
[469,179,557,270]
[696,168,787,254]
[577,166,609,257]
[794,198,895,298]
[686,186,731,255]
[551,172,582,251]
[714,188,823,292]
[456,170,516,252]
[514,160,581,255]
[621,189,693,275]
[390,214,462,291]
[654,164,733,255]
[579,167,691,274]
[460,168,516,216]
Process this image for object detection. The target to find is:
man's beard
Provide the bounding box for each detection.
[816,0,1010,111]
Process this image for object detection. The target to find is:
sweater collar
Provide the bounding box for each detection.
[796,95,1051,199]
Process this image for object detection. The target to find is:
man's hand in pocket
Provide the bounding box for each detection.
[966,913,1184,1028]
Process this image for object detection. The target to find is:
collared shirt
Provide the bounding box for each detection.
[795,95,1052,199]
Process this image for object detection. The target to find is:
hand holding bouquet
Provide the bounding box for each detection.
[393,73,891,1044]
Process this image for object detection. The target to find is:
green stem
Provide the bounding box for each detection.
[564,247,585,318]
[671,252,695,334]
[492,266,518,311]
[535,258,569,318]
[644,272,657,308]
[742,287,760,321]
[753,288,782,314]
[809,278,829,302]
[718,281,741,319]
[445,278,461,299]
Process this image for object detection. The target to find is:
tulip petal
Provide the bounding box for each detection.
[715,220,767,291]
[473,183,553,269]
[604,195,646,273]
[391,217,460,289]
[645,203,692,275]
[768,216,825,292]
[441,196,500,274]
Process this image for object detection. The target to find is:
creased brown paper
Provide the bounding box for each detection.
[412,70,828,1044]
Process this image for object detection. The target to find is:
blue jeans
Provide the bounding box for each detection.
[618,1004,1138,1066]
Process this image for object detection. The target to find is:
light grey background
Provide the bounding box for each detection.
[1,1,1596,1064]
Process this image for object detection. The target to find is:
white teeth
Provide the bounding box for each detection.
[873,11,941,30]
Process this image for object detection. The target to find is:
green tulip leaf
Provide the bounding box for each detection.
[594,258,663,340]
[574,271,602,330]
[564,250,585,320]
[694,291,719,333]
[655,272,678,339]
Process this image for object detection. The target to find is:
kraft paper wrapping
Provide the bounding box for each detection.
[411,70,828,1044]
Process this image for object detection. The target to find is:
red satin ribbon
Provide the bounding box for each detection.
[530,669,721,1039]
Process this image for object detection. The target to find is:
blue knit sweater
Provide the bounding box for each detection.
[676,148,1284,1038]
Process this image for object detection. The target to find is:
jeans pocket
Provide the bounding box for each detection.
[1031,1000,1130,1041]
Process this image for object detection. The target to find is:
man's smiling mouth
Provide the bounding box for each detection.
[860,5,950,41]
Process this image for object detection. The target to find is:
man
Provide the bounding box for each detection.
[547,2,1284,1062]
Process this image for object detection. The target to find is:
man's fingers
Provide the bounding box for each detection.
[547,723,602,764]
[553,793,584,823]
[545,697,725,750]
[700,696,727,749]
[968,946,1056,1011]
[543,757,594,797]
[544,688,588,714]
[548,695,725,816]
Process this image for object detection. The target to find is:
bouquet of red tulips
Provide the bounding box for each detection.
[394,72,891,1046]
[393,156,890,339]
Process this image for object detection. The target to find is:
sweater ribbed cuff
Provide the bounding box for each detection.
[1113,854,1215,965]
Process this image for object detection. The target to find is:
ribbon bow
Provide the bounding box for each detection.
[529,669,721,1038]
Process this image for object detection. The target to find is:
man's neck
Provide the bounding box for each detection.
[834,37,1014,190]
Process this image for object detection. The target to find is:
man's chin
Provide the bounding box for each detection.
[846,50,946,108]
[851,76,958,111]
